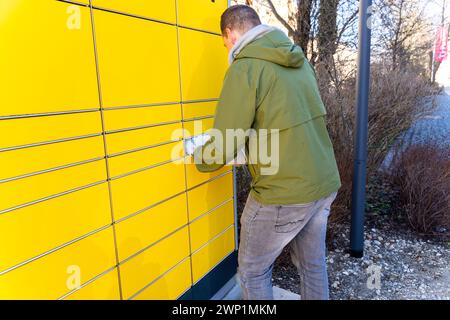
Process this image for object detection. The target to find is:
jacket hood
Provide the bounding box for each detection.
[235,29,305,68]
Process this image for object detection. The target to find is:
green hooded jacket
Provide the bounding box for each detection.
[194,29,341,205]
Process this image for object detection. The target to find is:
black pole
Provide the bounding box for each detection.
[350,0,372,258]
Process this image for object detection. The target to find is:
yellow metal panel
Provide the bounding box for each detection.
[185,164,230,189]
[133,258,191,300]
[192,226,235,284]
[184,118,215,139]
[0,137,104,181]
[108,141,180,178]
[0,160,107,212]
[64,268,121,300]
[179,28,228,101]
[119,227,190,299]
[93,9,180,108]
[65,0,90,5]
[103,105,182,132]
[0,183,111,273]
[110,161,186,220]
[177,0,228,34]
[0,228,117,300]
[187,172,234,221]
[190,200,235,252]
[0,112,103,150]
[115,194,188,262]
[183,102,217,120]
[106,122,182,155]
[92,0,176,23]
[0,1,99,116]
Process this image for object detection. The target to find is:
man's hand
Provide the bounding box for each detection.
[184,134,211,156]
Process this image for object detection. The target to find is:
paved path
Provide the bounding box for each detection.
[404,87,450,147]
[382,87,450,169]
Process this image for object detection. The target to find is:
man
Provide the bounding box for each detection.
[193,5,341,300]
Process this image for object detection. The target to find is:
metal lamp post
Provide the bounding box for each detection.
[350,0,373,258]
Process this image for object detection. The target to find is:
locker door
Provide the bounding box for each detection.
[0,228,117,300]
[0,1,99,116]
[92,0,176,24]
[0,183,112,273]
[119,227,190,299]
[132,258,192,300]
[178,0,228,34]
[187,172,234,222]
[191,227,235,284]
[93,9,180,108]
[179,28,228,101]
[63,268,121,300]
[115,194,188,262]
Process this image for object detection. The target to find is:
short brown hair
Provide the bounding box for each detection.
[220,5,262,35]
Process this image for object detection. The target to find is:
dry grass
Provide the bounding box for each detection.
[322,65,437,233]
[390,144,450,240]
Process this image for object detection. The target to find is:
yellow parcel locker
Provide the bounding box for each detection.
[185,164,231,190]
[115,194,188,262]
[65,0,90,5]
[108,141,180,178]
[179,28,228,101]
[103,104,182,132]
[0,0,237,300]
[0,1,99,116]
[0,160,107,212]
[110,161,186,221]
[0,183,112,273]
[64,268,121,300]
[92,0,176,24]
[105,122,183,156]
[0,227,118,300]
[0,136,104,182]
[191,226,236,284]
[133,258,192,300]
[0,112,103,151]
[190,200,235,252]
[93,9,180,108]
[183,118,215,139]
[182,101,217,120]
[187,172,234,221]
[178,0,228,34]
[119,227,190,299]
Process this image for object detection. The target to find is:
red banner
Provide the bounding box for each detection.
[435,26,449,62]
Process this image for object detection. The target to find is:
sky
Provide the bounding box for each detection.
[423,0,450,26]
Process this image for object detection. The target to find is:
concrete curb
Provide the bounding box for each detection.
[211,274,301,300]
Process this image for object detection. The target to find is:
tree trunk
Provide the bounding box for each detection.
[296,0,314,54]
[317,0,339,80]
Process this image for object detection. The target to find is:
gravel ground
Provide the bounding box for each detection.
[272,215,450,300]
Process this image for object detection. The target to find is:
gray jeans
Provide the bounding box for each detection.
[237,191,337,300]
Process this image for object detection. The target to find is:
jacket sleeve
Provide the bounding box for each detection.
[194,65,257,172]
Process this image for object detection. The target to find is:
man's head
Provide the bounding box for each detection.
[220,5,262,52]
